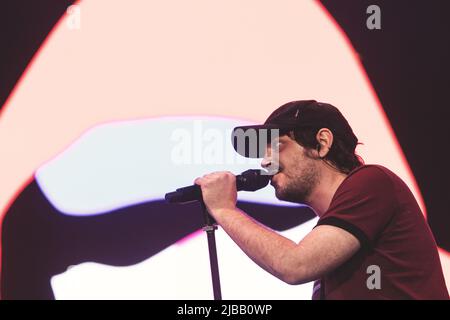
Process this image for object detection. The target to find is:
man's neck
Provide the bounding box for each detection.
[307,167,348,217]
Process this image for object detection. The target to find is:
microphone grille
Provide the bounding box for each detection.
[237,169,272,192]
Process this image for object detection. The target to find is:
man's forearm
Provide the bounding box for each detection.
[210,207,302,284]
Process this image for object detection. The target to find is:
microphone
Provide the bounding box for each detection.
[165,169,272,204]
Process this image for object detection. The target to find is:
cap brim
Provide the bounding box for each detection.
[231,124,293,158]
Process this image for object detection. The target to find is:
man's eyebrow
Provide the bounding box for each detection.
[276,135,291,142]
[267,135,289,145]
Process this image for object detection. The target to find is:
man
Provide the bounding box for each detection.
[194,100,449,299]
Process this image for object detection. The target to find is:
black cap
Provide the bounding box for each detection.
[231,100,358,158]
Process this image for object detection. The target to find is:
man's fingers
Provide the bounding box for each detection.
[194,174,213,185]
[195,171,235,185]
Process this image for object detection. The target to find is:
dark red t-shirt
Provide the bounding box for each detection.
[313,165,449,300]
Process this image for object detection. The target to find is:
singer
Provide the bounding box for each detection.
[194,100,449,300]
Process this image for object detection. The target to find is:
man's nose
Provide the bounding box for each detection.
[261,149,271,169]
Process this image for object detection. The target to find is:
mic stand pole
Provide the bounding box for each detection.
[200,200,222,300]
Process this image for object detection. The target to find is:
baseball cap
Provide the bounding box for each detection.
[231,100,358,158]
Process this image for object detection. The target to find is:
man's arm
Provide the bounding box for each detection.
[196,171,361,284]
[212,207,360,284]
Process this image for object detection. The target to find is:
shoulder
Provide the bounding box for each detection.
[343,165,396,188]
[332,165,397,203]
[347,164,394,179]
[319,165,400,248]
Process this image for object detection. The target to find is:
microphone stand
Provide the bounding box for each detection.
[165,170,271,300]
[200,199,222,300]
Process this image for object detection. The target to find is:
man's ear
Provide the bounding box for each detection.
[316,128,333,158]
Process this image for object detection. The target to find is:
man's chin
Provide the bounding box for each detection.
[274,187,288,201]
[274,187,307,204]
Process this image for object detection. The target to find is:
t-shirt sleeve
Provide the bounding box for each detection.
[316,166,397,249]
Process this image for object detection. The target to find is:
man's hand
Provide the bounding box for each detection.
[194,171,237,215]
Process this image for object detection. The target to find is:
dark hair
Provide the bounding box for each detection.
[288,127,364,174]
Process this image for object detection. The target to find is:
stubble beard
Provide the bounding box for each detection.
[274,157,320,205]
